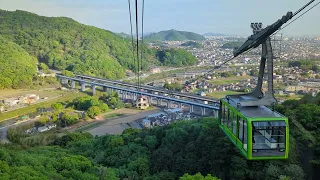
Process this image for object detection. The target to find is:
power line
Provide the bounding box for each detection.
[140,0,145,94]
[127,0,138,87]
[188,48,254,84]
[199,1,320,83]
[135,0,140,93]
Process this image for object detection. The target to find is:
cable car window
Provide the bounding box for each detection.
[227,111,232,131]
[252,121,286,157]
[232,114,237,135]
[221,104,225,125]
[224,106,228,125]
[243,120,247,151]
[238,117,244,142]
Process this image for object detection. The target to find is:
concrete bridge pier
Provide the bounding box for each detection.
[201,107,206,116]
[120,91,124,100]
[190,105,194,113]
[71,81,76,89]
[92,85,96,95]
[168,101,171,108]
[103,86,107,92]
[61,78,68,85]
[124,92,128,100]
[178,103,182,109]
[81,83,86,92]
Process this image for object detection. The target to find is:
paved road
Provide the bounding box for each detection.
[88,108,162,136]
[0,118,39,143]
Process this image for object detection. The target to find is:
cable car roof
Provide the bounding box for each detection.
[222,98,284,119]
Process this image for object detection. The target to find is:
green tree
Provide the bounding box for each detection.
[180,173,220,180]
[144,135,157,149]
[0,37,37,89]
[220,72,232,77]
[61,112,79,125]
[102,168,119,180]
[61,70,75,77]
[51,102,63,111]
[156,49,197,67]
[164,82,183,91]
[99,103,109,112]
[87,106,101,118]
[39,62,51,73]
[0,160,9,173]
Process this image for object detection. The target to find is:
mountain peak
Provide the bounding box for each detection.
[144,29,205,41]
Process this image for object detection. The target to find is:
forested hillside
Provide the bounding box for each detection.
[0,10,160,80]
[144,29,206,42]
[0,10,199,85]
[156,48,197,67]
[276,94,320,179]
[0,37,37,89]
[0,118,304,180]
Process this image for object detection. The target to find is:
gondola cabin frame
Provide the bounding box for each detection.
[219,98,289,160]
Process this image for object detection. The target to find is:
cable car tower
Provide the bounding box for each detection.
[218,0,317,160]
[228,16,293,107]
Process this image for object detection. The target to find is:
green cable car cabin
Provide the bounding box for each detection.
[214,11,299,160]
[219,98,288,160]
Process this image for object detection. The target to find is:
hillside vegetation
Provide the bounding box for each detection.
[0,10,160,80]
[0,10,199,86]
[0,37,37,89]
[144,29,206,42]
[0,117,305,180]
[156,48,197,67]
[181,41,203,48]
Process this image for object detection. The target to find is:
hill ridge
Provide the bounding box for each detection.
[144,29,205,41]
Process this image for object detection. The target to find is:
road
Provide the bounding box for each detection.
[87,108,162,136]
[0,117,39,143]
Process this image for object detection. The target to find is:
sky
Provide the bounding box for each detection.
[0,0,319,36]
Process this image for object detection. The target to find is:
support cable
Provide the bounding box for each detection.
[274,1,320,35]
[140,0,145,94]
[189,49,254,84]
[135,0,140,93]
[127,0,138,87]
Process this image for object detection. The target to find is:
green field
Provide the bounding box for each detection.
[209,75,251,85]
[0,92,86,122]
[275,94,303,100]
[75,121,105,132]
[104,113,124,119]
[207,90,242,99]
[0,89,60,98]
[75,113,125,132]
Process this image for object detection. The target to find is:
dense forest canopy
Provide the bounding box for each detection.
[0,9,133,79]
[0,117,305,180]
[0,36,37,89]
[0,9,198,87]
[144,30,206,42]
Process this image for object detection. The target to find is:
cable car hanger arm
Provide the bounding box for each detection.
[233,0,315,58]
